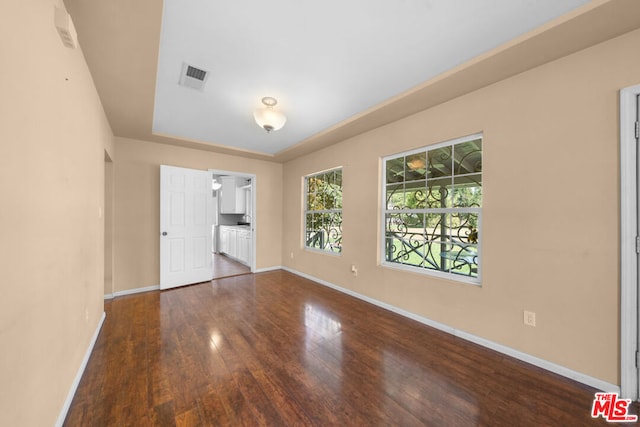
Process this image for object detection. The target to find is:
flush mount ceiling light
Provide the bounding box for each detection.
[253,97,286,133]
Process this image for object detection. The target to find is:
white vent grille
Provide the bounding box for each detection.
[186,66,206,81]
[179,63,209,91]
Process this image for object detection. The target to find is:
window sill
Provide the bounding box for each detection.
[381,261,481,286]
[304,247,342,257]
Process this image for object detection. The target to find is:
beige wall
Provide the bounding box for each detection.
[282,28,640,385]
[113,137,283,292]
[0,0,114,425]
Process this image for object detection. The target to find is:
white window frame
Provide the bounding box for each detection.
[380,133,483,285]
[304,167,343,255]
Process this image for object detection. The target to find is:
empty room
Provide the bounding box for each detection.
[4,0,640,425]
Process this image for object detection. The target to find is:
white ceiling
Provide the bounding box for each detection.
[151,0,590,156]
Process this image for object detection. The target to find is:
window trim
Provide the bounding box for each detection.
[303,167,343,255]
[380,133,483,285]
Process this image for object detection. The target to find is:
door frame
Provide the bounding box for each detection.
[209,168,257,273]
[620,83,640,400]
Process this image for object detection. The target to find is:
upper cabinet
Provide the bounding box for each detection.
[220,176,248,214]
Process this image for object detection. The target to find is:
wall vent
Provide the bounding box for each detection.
[179,63,209,91]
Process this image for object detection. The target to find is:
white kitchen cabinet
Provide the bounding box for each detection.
[238,230,251,266]
[219,226,231,254]
[220,177,247,214]
[228,228,237,257]
[219,225,251,266]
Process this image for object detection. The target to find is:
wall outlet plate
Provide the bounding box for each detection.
[524,310,536,327]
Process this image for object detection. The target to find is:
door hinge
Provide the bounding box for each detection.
[636,120,639,140]
[636,350,639,368]
[636,236,640,254]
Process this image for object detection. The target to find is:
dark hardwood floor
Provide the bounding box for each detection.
[64,270,636,426]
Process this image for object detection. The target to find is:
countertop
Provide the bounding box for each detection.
[219,225,251,230]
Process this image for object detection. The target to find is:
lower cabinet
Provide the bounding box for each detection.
[219,226,251,266]
[228,229,238,258]
[219,227,231,254]
[237,230,251,266]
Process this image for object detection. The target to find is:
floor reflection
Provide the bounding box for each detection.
[209,329,223,351]
[303,303,343,393]
[304,303,342,344]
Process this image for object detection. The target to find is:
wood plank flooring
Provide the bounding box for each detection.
[64,270,636,426]
[212,254,250,280]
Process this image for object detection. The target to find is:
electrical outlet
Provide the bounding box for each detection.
[351,265,358,276]
[290,252,294,259]
[523,310,536,327]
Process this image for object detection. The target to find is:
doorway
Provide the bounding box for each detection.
[159,166,256,289]
[210,169,256,280]
[620,83,640,400]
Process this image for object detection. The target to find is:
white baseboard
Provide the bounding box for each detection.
[104,284,160,300]
[254,265,283,273]
[55,311,106,427]
[282,267,619,394]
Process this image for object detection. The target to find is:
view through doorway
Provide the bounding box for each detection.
[210,169,256,280]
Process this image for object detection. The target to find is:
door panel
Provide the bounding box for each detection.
[161,165,214,289]
[194,193,207,225]
[169,239,184,272]
[170,193,185,225]
[193,236,207,268]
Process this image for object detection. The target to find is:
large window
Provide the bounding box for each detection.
[382,134,482,283]
[305,168,343,254]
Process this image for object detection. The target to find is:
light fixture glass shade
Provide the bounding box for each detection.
[254,106,286,132]
[212,179,222,190]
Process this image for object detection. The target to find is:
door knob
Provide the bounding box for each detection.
[162,232,168,236]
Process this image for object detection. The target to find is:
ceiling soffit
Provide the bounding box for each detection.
[64,0,640,163]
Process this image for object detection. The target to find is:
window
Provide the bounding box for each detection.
[304,168,343,254]
[382,134,482,283]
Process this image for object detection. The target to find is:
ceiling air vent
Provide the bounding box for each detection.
[179,63,209,91]
[186,66,206,81]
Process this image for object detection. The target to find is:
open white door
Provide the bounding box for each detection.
[160,165,214,290]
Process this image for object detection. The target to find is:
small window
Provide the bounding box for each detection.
[304,168,343,254]
[382,134,482,283]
